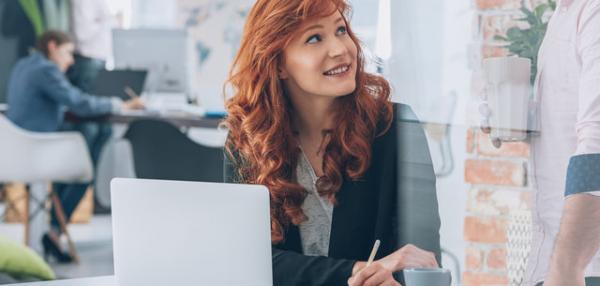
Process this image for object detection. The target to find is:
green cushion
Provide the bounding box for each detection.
[0,235,55,280]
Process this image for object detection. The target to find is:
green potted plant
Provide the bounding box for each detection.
[494,0,557,84]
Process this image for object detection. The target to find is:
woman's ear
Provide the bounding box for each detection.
[278,67,289,80]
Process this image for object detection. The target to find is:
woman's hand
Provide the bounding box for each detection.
[121,97,145,110]
[347,244,437,286]
[378,244,438,272]
[348,262,401,286]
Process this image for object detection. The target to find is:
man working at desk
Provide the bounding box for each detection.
[6,30,144,262]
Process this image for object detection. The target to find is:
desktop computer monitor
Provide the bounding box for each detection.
[112,29,194,95]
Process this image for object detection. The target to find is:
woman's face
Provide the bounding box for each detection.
[280,11,358,100]
[48,41,75,73]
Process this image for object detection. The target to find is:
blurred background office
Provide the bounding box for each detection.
[0,0,559,285]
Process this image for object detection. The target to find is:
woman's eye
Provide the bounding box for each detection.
[306,34,321,44]
[337,26,347,35]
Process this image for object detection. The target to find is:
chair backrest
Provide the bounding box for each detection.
[124,119,224,182]
[0,114,93,183]
[395,104,443,264]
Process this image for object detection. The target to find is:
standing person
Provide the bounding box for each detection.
[535,0,600,285]
[67,0,113,92]
[482,0,600,285]
[1,0,44,103]
[1,0,45,58]
[6,30,144,262]
[222,0,441,285]
[66,0,115,213]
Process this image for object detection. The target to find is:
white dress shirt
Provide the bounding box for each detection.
[69,0,113,61]
[525,0,600,284]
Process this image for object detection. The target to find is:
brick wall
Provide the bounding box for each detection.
[463,130,531,285]
[463,0,550,284]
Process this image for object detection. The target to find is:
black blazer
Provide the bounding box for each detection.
[224,103,441,286]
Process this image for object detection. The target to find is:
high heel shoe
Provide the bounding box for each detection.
[42,233,73,263]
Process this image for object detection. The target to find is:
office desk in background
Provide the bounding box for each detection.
[8,276,115,286]
[66,110,223,129]
[0,105,224,129]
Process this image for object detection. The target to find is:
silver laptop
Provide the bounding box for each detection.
[110,178,273,286]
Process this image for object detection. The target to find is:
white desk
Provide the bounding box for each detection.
[9,276,115,286]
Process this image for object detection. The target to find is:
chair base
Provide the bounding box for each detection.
[24,182,79,263]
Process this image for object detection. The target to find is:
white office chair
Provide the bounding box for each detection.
[0,114,93,262]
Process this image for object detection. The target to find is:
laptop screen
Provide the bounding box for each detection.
[89,69,148,100]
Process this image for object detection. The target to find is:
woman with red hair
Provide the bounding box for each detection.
[223,0,440,285]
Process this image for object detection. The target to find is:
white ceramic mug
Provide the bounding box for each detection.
[482,57,531,141]
[404,268,452,286]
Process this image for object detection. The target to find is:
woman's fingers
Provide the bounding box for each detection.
[362,265,392,286]
[348,263,379,286]
[417,249,438,268]
[399,246,438,269]
[348,263,399,286]
[379,244,440,274]
[382,280,402,286]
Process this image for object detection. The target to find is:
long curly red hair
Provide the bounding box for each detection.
[223,0,393,244]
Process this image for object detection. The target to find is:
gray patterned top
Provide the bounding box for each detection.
[296,149,334,257]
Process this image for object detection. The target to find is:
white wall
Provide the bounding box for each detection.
[131,0,177,28]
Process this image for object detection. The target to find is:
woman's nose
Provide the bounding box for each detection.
[328,37,347,58]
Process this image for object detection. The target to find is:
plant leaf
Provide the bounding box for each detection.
[549,0,557,10]
[520,7,537,25]
[494,35,509,42]
[535,4,549,18]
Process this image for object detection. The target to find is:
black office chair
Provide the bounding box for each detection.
[124,119,223,182]
[394,104,443,270]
